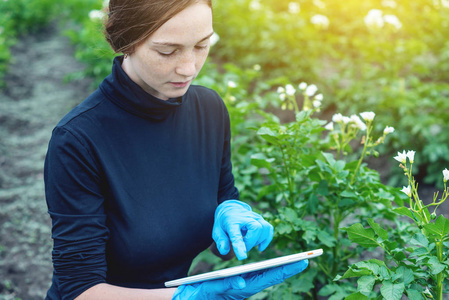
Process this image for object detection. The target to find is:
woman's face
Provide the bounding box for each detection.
[122,2,213,100]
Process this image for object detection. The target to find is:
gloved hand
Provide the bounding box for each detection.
[212,200,274,260]
[172,260,308,300]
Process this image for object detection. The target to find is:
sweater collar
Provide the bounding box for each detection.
[99,56,185,121]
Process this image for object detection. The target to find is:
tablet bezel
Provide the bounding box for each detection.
[164,248,323,287]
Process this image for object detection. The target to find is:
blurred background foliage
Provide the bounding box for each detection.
[3,0,445,187]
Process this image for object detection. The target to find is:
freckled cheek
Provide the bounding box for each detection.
[146,57,175,78]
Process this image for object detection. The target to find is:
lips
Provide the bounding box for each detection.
[170,80,191,88]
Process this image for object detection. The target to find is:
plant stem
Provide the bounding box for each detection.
[332,209,341,276]
[436,240,444,300]
[350,125,371,185]
[280,145,294,206]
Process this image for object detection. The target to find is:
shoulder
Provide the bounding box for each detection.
[188,85,223,102]
[49,89,110,149]
[57,89,107,128]
[187,85,227,111]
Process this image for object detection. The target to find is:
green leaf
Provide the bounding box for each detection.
[290,277,314,293]
[340,190,358,198]
[282,207,299,224]
[316,180,329,196]
[357,275,376,294]
[322,152,336,166]
[337,267,373,280]
[380,281,405,300]
[407,289,424,300]
[428,256,446,275]
[338,198,355,208]
[275,222,292,235]
[394,266,414,285]
[318,284,338,296]
[344,292,368,300]
[307,194,318,214]
[394,207,414,220]
[379,266,391,280]
[257,127,279,145]
[355,260,383,275]
[410,233,429,248]
[334,160,346,172]
[424,223,442,237]
[344,223,379,248]
[436,215,449,235]
[317,230,337,247]
[250,153,274,170]
[367,218,389,240]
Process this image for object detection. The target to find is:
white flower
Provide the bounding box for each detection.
[210,33,220,46]
[384,126,395,135]
[313,0,326,9]
[314,94,323,101]
[401,185,411,197]
[384,14,402,30]
[279,93,286,101]
[311,14,330,29]
[406,150,415,163]
[285,84,296,96]
[364,9,384,29]
[277,87,285,94]
[253,64,261,71]
[394,150,407,164]
[298,82,308,90]
[288,2,300,14]
[350,115,367,131]
[324,122,334,131]
[305,84,318,96]
[89,10,106,21]
[342,116,351,124]
[381,0,397,8]
[227,81,237,88]
[249,0,262,10]
[360,111,376,122]
[313,100,322,108]
[332,113,344,123]
[229,96,236,102]
[443,168,449,182]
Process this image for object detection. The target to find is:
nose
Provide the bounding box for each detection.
[176,50,196,78]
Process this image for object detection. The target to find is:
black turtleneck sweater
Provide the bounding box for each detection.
[44,56,239,300]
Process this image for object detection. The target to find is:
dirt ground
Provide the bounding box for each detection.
[0,24,92,300]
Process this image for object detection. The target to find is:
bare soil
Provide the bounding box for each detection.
[0,24,92,300]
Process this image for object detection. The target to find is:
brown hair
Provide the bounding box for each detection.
[105,0,212,54]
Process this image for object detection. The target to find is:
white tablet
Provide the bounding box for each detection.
[164,248,323,287]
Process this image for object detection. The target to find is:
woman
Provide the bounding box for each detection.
[44,0,308,299]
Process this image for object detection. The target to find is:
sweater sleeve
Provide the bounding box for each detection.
[217,100,240,203]
[44,126,108,300]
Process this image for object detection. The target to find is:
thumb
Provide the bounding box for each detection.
[281,260,309,279]
[212,224,231,255]
[224,276,247,290]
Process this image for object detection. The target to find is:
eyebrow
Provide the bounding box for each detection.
[152,31,215,47]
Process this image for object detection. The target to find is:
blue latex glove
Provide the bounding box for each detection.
[212,200,274,260]
[172,260,308,300]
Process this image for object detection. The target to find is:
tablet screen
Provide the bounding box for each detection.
[164,248,323,287]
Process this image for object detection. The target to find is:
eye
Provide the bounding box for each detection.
[158,50,176,57]
[195,44,209,50]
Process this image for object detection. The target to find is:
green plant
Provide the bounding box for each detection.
[0,0,61,85]
[246,83,402,299]
[339,153,449,299]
